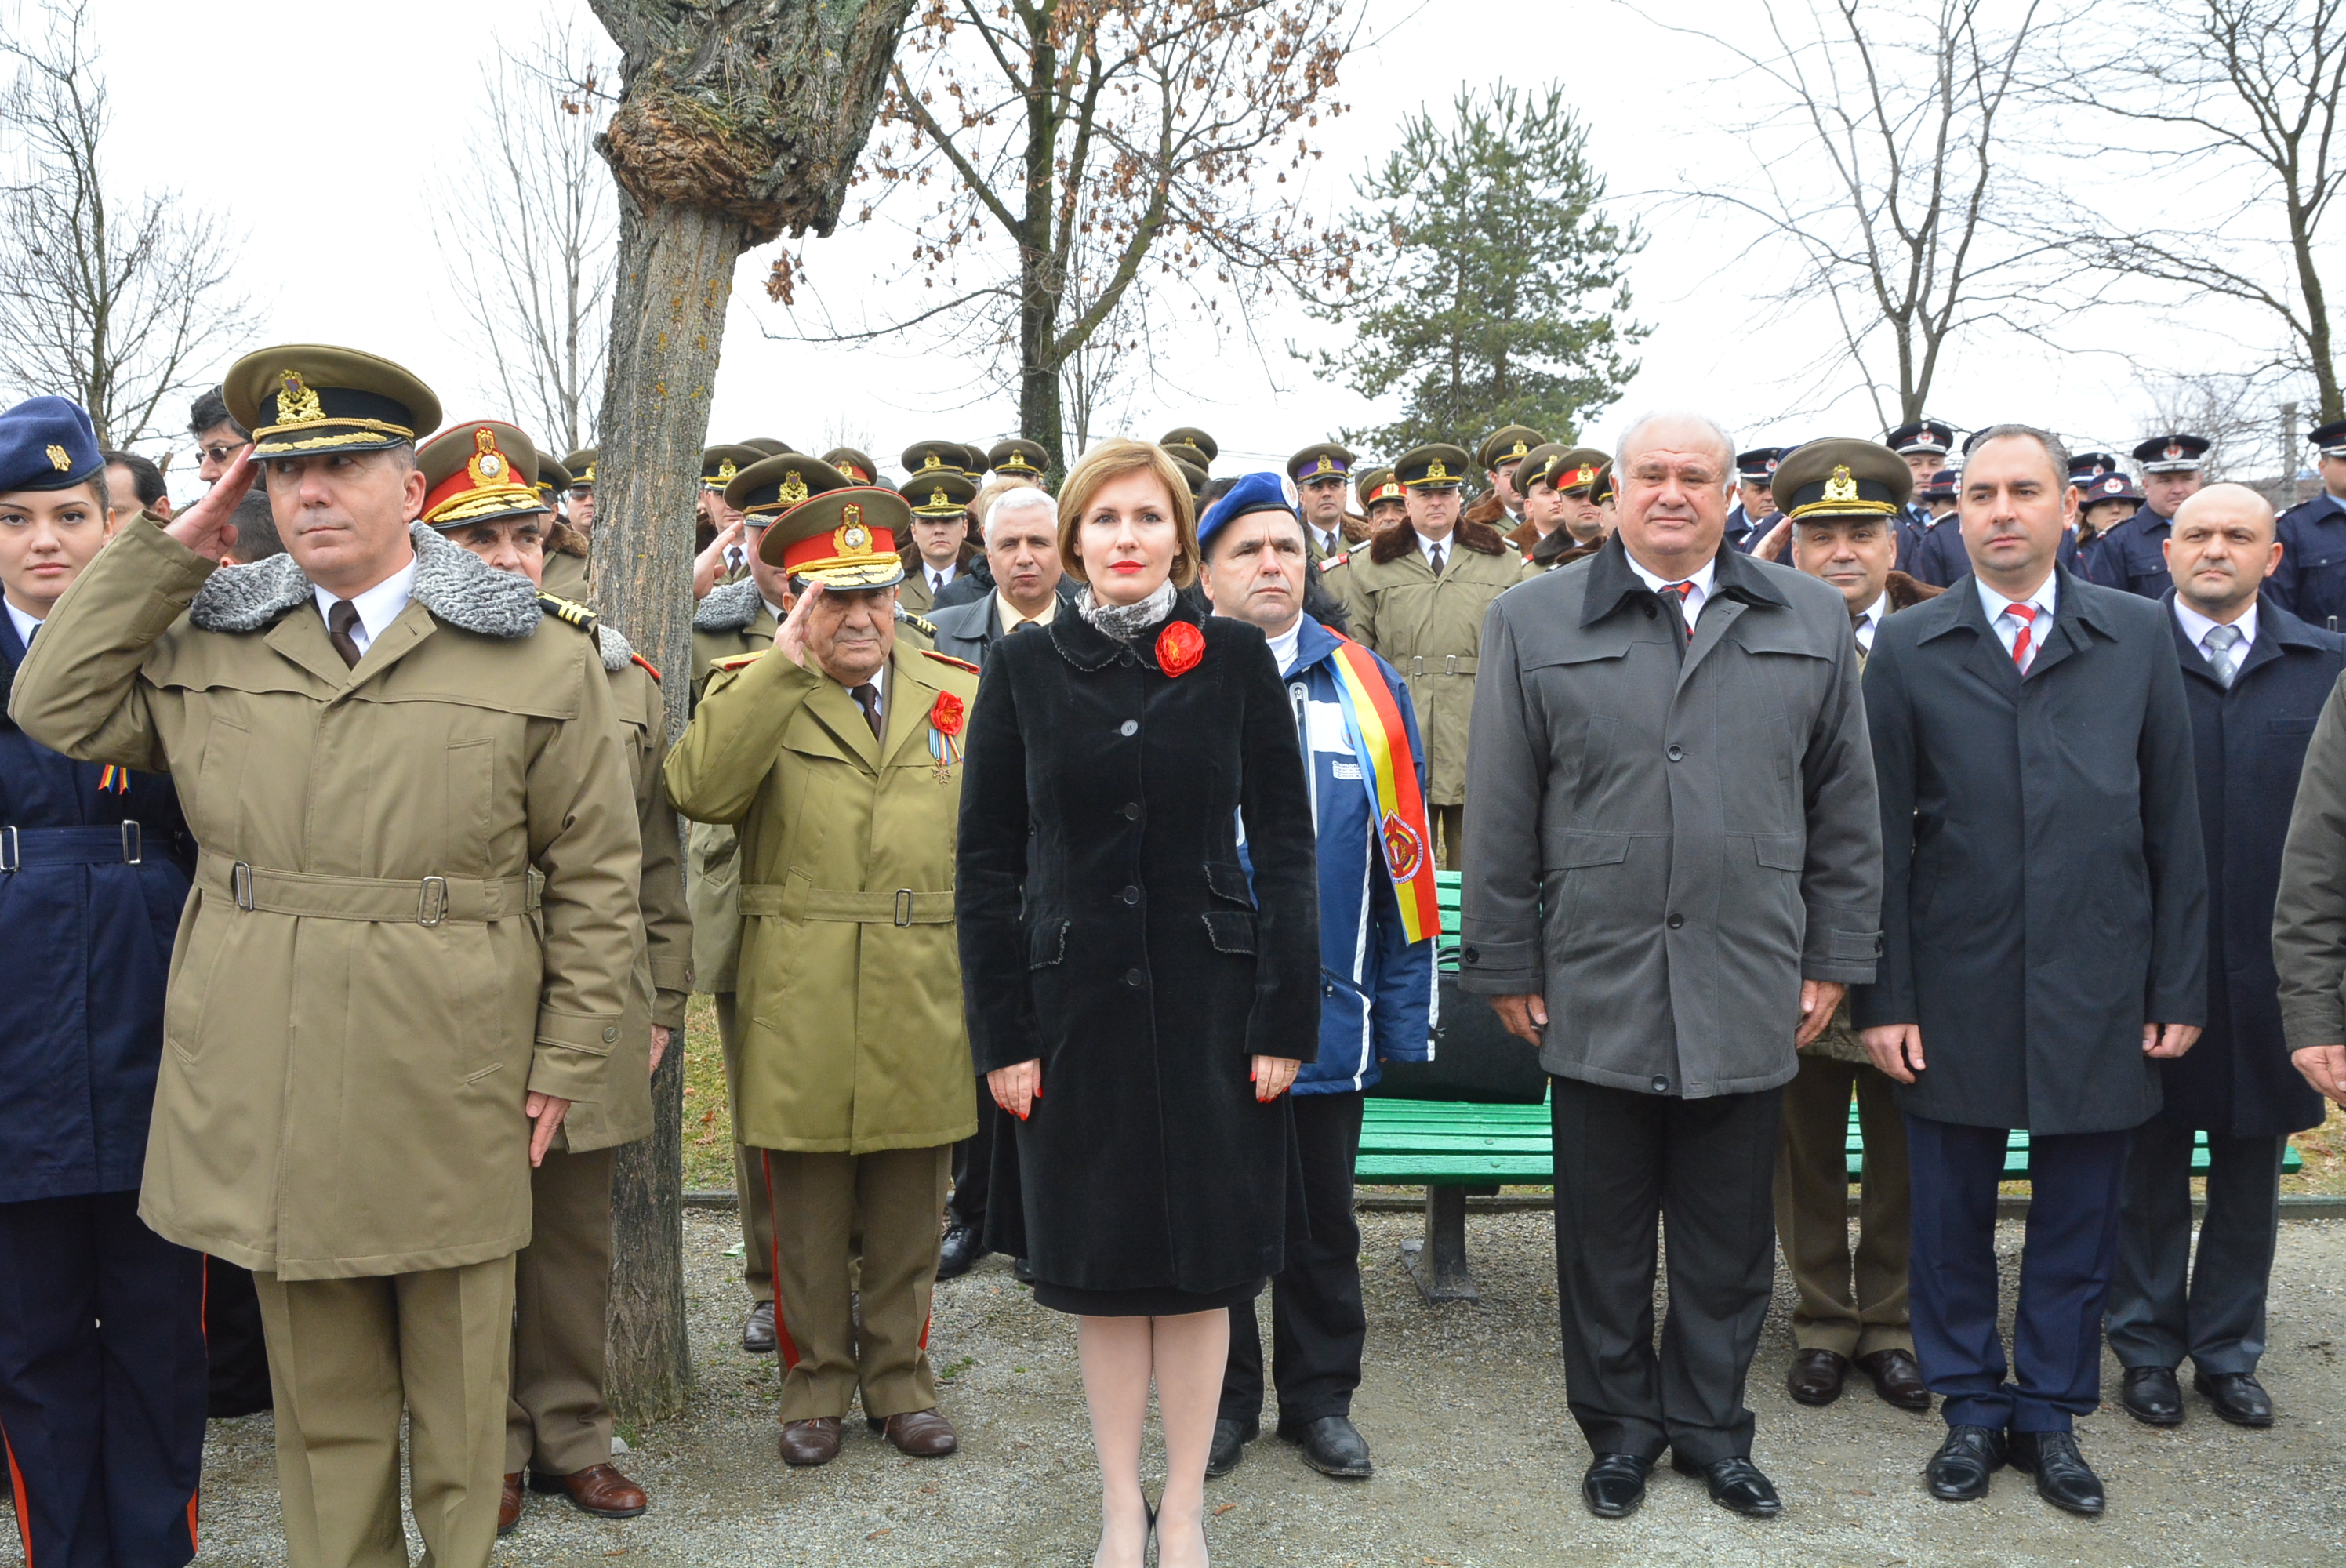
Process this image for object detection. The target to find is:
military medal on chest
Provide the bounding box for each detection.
[928,691,966,782]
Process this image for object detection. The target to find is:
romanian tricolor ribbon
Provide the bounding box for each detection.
[96,764,131,795]
[1324,635,1440,945]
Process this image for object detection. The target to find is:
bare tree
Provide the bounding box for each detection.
[1657,0,2053,429]
[433,18,618,458]
[2138,370,2312,480]
[2043,0,2346,421]
[767,0,1357,471]
[0,0,254,447]
[584,0,913,1423]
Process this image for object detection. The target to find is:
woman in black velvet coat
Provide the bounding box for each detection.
[956,438,1319,1568]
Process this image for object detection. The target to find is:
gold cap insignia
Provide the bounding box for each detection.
[1509,441,1527,459]
[715,460,738,485]
[1426,459,1448,481]
[1313,456,1335,475]
[467,426,504,485]
[1823,465,1859,503]
[45,443,71,473]
[922,454,942,470]
[778,470,808,506]
[579,464,594,482]
[276,371,325,427]
[1571,465,1596,487]
[930,488,950,508]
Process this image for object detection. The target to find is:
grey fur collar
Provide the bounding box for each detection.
[694,575,764,633]
[593,622,634,673]
[188,522,543,639]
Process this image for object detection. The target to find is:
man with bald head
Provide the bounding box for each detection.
[1462,411,1882,1523]
[2105,485,2342,1432]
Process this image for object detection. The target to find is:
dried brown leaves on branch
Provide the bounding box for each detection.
[771,0,1360,467]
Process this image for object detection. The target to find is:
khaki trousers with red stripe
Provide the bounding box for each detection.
[759,1145,950,1424]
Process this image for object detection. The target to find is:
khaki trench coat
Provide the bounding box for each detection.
[9,518,641,1279]
[1330,537,1531,804]
[665,640,980,1153]
[686,579,778,993]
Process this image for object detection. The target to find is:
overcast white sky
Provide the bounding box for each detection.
[79,0,2301,497]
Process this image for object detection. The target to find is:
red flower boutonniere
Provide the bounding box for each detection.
[928,691,966,737]
[1155,620,1205,678]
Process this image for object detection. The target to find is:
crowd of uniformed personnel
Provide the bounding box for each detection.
[15,334,2346,1568]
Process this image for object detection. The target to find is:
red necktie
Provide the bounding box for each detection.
[2003,602,2037,672]
[1663,580,1696,644]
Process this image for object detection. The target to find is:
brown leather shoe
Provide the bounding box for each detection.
[779,1416,844,1466]
[1786,1348,1849,1406]
[1855,1348,1932,1410]
[497,1472,523,1537]
[528,1463,648,1518]
[869,1407,959,1457]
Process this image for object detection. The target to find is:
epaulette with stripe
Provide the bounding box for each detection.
[921,650,981,675]
[897,608,939,637]
[630,652,662,681]
[537,592,599,633]
[1319,551,1350,572]
[711,651,762,673]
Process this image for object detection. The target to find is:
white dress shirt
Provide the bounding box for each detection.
[2172,597,2257,666]
[761,597,787,626]
[1622,550,1720,622]
[1854,590,1891,655]
[1974,572,2058,672]
[843,662,888,724]
[312,555,419,659]
[926,561,959,597]
[1310,524,1341,559]
[1415,528,1452,572]
[5,598,41,650]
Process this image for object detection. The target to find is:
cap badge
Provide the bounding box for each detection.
[930,488,950,508]
[1508,441,1527,459]
[45,443,71,473]
[2165,443,2184,460]
[467,427,506,485]
[1766,457,1780,474]
[1427,459,1449,481]
[1571,465,1596,487]
[777,470,808,506]
[579,464,594,482]
[716,460,738,485]
[922,453,942,470]
[1313,456,1335,475]
[275,371,325,427]
[1823,465,1859,503]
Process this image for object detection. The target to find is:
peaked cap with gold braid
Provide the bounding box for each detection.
[417,420,545,529]
[226,344,442,460]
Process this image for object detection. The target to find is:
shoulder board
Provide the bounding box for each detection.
[1319,551,1350,572]
[901,611,939,637]
[921,650,981,675]
[630,652,662,682]
[711,651,762,672]
[536,592,599,633]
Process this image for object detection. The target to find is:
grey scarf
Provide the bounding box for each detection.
[1077,579,1177,641]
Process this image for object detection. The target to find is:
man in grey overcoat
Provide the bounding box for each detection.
[1461,410,1883,1523]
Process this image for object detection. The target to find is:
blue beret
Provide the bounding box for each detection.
[1197,470,1298,552]
[0,396,104,495]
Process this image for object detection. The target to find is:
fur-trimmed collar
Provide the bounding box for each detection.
[693,575,766,633]
[187,522,543,639]
[1885,570,1943,612]
[592,621,634,673]
[1366,515,1511,565]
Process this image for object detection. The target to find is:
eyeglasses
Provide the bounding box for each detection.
[196,442,249,466]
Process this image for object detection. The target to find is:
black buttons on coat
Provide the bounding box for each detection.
[1120,886,1139,905]
[1667,745,1683,761]
[1667,913,1684,929]
[1122,802,1141,820]
[1125,968,1146,988]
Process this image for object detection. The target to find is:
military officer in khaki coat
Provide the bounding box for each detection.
[405,421,692,1530]
[9,347,642,1568]
[684,456,853,1352]
[666,478,980,1470]
[897,467,982,615]
[1329,442,1531,868]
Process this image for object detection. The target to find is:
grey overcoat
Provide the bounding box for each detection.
[1458,536,1883,1098]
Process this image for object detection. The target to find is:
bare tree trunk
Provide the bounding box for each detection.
[596,195,744,1421]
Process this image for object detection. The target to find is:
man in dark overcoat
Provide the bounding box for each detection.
[2106,484,2338,1430]
[1462,410,1883,1523]
[1856,424,2206,1519]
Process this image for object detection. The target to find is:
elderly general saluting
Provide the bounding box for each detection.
[666,461,982,1470]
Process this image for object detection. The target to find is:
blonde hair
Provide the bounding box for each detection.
[972,474,1044,528]
[1055,438,1199,588]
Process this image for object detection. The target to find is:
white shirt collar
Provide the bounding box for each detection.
[312,554,419,659]
[5,597,42,650]
[996,590,1059,635]
[1622,549,1719,618]
[928,561,958,590]
[1854,590,1891,652]
[2174,596,2257,658]
[1974,569,2057,626]
[1266,617,1304,674]
[1414,528,1454,567]
[1311,521,1341,554]
[841,659,887,713]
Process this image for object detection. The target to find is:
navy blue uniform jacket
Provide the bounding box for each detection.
[0,611,194,1201]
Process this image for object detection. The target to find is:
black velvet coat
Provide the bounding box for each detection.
[955,596,1320,1295]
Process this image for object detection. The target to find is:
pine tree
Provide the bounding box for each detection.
[1312,84,1644,456]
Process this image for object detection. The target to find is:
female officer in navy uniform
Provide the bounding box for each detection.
[0,397,207,1568]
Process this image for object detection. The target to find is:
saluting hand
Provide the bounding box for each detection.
[165,446,259,563]
[774,579,823,668]
[526,1092,571,1167]
[692,517,748,601]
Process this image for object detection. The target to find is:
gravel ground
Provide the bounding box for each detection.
[60,1210,2346,1567]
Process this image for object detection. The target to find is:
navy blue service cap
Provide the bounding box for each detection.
[1920,467,1960,501]
[2080,470,2144,505]
[1735,447,1786,483]
[0,396,104,494]
[2068,450,2125,481]
[2309,419,2346,456]
[2134,433,2210,473]
[1884,419,1956,456]
[1197,470,1299,552]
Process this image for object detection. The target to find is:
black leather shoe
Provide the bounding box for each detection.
[1854,1348,1933,1410]
[1924,1425,2006,1501]
[1670,1453,1781,1518]
[935,1219,986,1282]
[741,1299,776,1356]
[1786,1348,1849,1406]
[1011,1256,1035,1285]
[1206,1417,1254,1478]
[2195,1370,2275,1428]
[1580,1453,1650,1519]
[1280,1414,1372,1479]
[2120,1364,2184,1426]
[2006,1430,2104,1516]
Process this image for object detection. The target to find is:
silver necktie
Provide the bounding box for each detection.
[2203,622,2243,688]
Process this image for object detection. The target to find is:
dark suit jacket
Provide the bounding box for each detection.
[1853,565,2207,1133]
[923,579,1079,669]
[2157,591,2337,1138]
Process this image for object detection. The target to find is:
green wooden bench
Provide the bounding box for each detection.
[1371,873,2300,1302]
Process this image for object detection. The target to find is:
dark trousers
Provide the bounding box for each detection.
[1222,1091,1366,1430]
[1549,1076,1784,1466]
[2107,1123,2285,1377]
[1773,1054,1912,1357]
[0,1191,208,1568]
[1906,1114,2130,1432]
[949,1080,1000,1232]
[203,1260,273,1418]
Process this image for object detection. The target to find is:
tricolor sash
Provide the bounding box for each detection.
[1324,634,1440,945]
